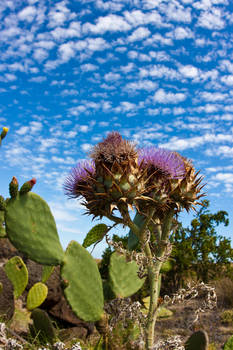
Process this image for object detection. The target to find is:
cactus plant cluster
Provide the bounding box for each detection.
[0,128,206,349]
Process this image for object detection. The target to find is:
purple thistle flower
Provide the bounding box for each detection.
[138,147,185,179]
[64,160,95,198]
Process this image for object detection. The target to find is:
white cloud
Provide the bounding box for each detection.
[124,10,165,27]
[212,173,233,183]
[18,6,36,22]
[221,75,233,86]
[127,26,151,42]
[83,14,131,34]
[125,80,157,91]
[33,48,48,62]
[16,126,29,135]
[172,26,194,40]
[29,76,47,83]
[179,65,199,78]
[197,8,225,29]
[199,91,228,101]
[58,42,76,62]
[81,143,92,152]
[153,88,186,104]
[162,2,192,23]
[80,63,98,72]
[104,72,121,82]
[160,133,233,151]
[51,22,81,40]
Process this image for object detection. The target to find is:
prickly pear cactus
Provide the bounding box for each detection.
[160,259,173,273]
[224,335,233,350]
[4,256,28,299]
[5,192,64,265]
[41,265,55,283]
[83,224,108,248]
[109,252,145,298]
[31,308,57,344]
[26,282,48,310]
[185,330,209,350]
[61,240,104,322]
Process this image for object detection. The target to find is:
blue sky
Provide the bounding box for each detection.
[0,0,233,258]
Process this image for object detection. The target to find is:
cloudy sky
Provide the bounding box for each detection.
[0,0,233,257]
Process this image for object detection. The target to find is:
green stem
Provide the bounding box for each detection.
[144,209,174,350]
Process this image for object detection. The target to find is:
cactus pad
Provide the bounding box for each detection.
[61,240,104,322]
[109,252,145,298]
[185,330,209,350]
[5,192,64,265]
[83,224,108,248]
[31,308,57,344]
[26,282,48,310]
[4,256,28,299]
[160,259,173,273]
[41,265,55,283]
[224,335,233,350]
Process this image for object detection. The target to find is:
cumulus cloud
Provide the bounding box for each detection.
[127,26,151,42]
[197,8,225,29]
[18,6,37,22]
[83,14,131,34]
[179,65,199,78]
[153,88,186,104]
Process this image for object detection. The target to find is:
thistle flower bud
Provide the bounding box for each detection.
[0,127,8,140]
[64,132,145,218]
[137,147,204,216]
[19,178,36,195]
[9,176,19,199]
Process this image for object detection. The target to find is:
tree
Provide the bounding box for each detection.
[162,200,233,294]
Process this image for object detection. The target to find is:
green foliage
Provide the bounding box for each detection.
[0,210,6,237]
[223,335,233,350]
[5,191,64,265]
[185,330,209,350]
[108,319,142,350]
[128,212,144,250]
[26,282,48,310]
[4,256,28,299]
[61,240,104,322]
[109,252,145,298]
[83,223,108,248]
[220,309,233,325]
[163,200,233,292]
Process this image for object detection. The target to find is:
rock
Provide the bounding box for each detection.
[0,267,14,320]
[0,238,94,336]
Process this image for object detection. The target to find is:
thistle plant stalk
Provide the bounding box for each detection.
[64,131,204,349]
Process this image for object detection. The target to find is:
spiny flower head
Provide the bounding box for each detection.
[90,131,137,166]
[64,160,95,199]
[64,132,145,218]
[136,147,204,216]
[138,147,186,179]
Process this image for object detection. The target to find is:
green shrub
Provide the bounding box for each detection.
[220,309,233,325]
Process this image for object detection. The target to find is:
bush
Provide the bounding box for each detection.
[220,309,233,325]
[213,277,233,308]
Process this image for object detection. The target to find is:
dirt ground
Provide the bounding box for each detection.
[154,299,233,349]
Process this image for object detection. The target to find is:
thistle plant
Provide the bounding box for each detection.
[64,131,204,350]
